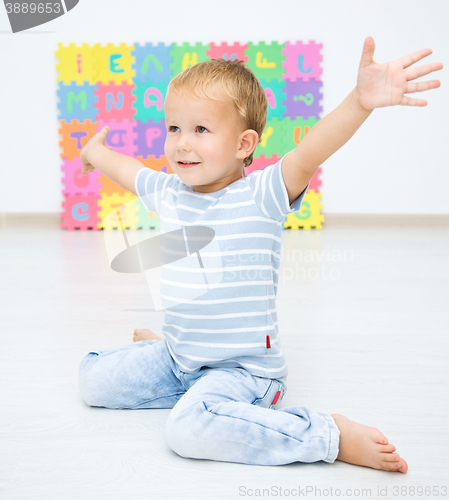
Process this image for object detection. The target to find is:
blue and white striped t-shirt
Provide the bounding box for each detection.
[135,154,309,379]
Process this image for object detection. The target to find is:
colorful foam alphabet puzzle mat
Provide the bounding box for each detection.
[57,42,324,230]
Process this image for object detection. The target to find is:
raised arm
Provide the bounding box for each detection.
[80,126,144,196]
[282,36,443,205]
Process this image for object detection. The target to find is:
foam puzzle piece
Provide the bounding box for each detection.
[94,43,135,85]
[283,189,324,230]
[99,176,129,196]
[282,41,323,82]
[62,157,101,196]
[133,119,166,159]
[309,166,322,192]
[132,43,173,84]
[260,79,286,121]
[246,154,281,175]
[133,80,168,123]
[283,116,320,151]
[59,119,98,161]
[170,43,209,76]
[207,43,248,61]
[94,82,136,122]
[255,117,286,158]
[57,82,97,123]
[61,194,100,230]
[56,43,96,85]
[135,199,161,230]
[96,119,136,157]
[283,80,323,119]
[98,192,139,230]
[245,42,285,82]
[136,156,174,174]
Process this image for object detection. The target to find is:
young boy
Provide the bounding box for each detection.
[79,37,442,472]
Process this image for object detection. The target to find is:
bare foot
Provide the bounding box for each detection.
[331,414,408,473]
[133,328,162,342]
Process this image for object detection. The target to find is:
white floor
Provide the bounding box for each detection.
[0,225,448,500]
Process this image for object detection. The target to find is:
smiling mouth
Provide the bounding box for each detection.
[178,161,200,168]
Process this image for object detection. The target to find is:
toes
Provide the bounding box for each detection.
[370,426,388,445]
[382,458,402,471]
[398,459,408,473]
[381,452,400,462]
[378,443,396,453]
[377,434,389,445]
[381,454,408,473]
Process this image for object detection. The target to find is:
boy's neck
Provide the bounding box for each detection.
[191,167,246,193]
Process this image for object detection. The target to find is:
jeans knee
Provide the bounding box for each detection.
[78,352,103,407]
[165,404,187,456]
[165,400,206,458]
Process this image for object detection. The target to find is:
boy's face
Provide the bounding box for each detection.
[164,89,252,193]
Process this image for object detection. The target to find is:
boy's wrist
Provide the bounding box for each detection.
[84,141,106,169]
[352,87,375,115]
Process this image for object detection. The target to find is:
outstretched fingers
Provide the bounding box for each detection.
[400,95,428,107]
[398,48,433,69]
[406,80,441,93]
[400,56,442,106]
[401,73,442,106]
[405,61,443,82]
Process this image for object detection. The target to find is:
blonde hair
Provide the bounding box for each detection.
[167,58,268,174]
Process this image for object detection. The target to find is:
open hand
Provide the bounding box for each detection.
[80,126,111,175]
[354,36,443,111]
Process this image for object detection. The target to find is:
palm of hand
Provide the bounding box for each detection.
[355,37,443,111]
[357,59,408,109]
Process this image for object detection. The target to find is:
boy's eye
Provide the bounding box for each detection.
[168,125,208,133]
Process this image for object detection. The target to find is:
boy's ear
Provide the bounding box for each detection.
[236,129,259,160]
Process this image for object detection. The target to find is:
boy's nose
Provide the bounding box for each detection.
[176,134,192,152]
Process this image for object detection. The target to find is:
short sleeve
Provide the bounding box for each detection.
[249,154,310,222]
[135,167,173,213]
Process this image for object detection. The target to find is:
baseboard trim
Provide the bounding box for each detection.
[323,214,449,227]
[1,212,448,229]
[0,213,62,228]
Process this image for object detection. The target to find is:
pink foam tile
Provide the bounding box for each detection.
[62,157,102,196]
[96,119,136,157]
[61,194,101,230]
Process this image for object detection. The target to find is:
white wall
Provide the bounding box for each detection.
[0,0,447,214]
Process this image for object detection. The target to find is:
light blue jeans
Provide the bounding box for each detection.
[78,339,340,466]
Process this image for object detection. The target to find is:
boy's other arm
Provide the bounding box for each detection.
[282,90,371,204]
[80,126,144,196]
[282,36,443,205]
